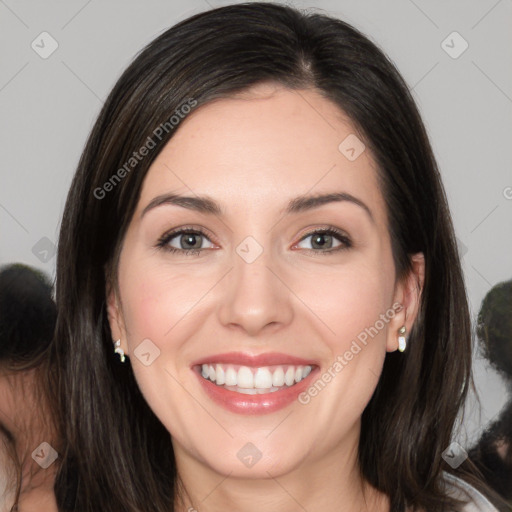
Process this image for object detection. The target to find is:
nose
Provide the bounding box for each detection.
[217,245,294,337]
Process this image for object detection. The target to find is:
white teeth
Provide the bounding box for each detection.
[225,366,237,386]
[215,364,225,385]
[284,367,295,386]
[199,363,314,391]
[272,367,285,387]
[231,387,258,395]
[237,366,254,388]
[254,368,273,389]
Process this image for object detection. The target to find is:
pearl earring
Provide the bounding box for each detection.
[398,326,407,352]
[114,339,126,363]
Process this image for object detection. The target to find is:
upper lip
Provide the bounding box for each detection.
[191,352,318,368]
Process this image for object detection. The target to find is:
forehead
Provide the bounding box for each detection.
[135,84,386,225]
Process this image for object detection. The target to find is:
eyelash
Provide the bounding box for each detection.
[156,226,352,256]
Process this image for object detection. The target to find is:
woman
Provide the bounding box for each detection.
[49,3,510,511]
[0,264,59,511]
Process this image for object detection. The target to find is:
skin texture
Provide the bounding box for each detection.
[107,83,425,512]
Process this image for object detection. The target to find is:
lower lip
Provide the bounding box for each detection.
[194,366,318,415]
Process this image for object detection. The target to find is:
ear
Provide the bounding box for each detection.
[106,279,129,355]
[386,252,425,352]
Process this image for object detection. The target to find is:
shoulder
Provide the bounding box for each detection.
[442,471,500,512]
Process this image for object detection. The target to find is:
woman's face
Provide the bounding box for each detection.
[108,84,422,480]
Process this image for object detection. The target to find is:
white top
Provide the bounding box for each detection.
[443,471,500,511]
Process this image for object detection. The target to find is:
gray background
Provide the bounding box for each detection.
[1,0,511,448]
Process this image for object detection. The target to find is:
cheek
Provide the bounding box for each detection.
[119,263,205,348]
[294,259,393,351]
[117,263,205,434]
[294,268,392,428]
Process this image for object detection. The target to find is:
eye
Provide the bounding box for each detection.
[294,227,352,254]
[156,226,352,256]
[156,227,215,255]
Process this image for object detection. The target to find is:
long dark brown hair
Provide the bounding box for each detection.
[50,3,510,511]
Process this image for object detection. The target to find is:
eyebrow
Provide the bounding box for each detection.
[141,191,374,223]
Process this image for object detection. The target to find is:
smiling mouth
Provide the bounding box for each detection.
[197,363,314,395]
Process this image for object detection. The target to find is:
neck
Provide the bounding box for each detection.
[173,421,389,512]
